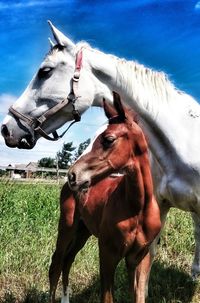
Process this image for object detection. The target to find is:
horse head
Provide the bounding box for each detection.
[1,21,112,149]
[68,92,148,192]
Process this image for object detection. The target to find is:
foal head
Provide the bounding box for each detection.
[68,92,148,192]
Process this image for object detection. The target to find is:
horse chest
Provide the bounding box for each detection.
[158,173,200,213]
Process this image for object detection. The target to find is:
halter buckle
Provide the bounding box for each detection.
[72,109,81,122]
[73,71,80,82]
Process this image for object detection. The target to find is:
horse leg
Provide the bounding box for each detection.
[191,212,200,279]
[61,219,91,303]
[99,240,120,303]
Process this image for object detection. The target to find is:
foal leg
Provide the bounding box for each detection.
[137,201,170,300]
[191,212,200,279]
[49,215,79,303]
[49,183,77,303]
[125,252,151,303]
[99,241,120,303]
[126,201,170,302]
[61,220,91,303]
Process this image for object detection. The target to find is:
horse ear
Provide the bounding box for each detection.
[48,37,55,49]
[113,92,126,121]
[47,20,75,51]
[103,98,117,119]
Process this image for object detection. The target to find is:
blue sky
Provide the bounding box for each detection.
[0,0,200,165]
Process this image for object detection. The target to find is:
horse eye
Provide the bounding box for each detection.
[38,67,54,79]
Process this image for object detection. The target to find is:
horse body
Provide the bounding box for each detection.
[49,94,161,303]
[1,22,200,277]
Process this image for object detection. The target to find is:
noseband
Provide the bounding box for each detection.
[8,50,83,141]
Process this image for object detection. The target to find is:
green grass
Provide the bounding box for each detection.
[0,180,199,303]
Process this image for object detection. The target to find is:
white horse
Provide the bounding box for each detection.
[1,21,200,298]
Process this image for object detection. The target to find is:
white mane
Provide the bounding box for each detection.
[75,42,178,94]
[75,42,199,118]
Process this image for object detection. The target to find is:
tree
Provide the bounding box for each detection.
[74,138,91,161]
[0,169,7,177]
[38,157,56,168]
[57,142,76,169]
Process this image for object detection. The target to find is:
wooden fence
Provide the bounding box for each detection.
[0,165,68,180]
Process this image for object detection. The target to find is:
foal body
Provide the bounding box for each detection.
[49,176,121,303]
[50,93,160,303]
[49,175,160,303]
[76,169,160,303]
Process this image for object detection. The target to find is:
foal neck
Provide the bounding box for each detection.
[123,152,153,213]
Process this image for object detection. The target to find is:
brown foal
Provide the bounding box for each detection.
[49,92,161,303]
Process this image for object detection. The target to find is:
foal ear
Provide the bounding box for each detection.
[103,98,117,119]
[113,92,126,121]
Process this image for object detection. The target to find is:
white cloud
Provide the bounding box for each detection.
[0,0,73,10]
[0,135,64,166]
[0,94,17,115]
[195,1,200,10]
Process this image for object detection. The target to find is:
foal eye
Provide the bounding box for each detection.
[102,136,116,148]
[38,67,54,79]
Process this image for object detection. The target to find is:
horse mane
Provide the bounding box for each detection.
[40,40,197,121]
[47,40,180,109]
[74,42,186,112]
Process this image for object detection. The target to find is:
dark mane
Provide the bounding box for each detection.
[46,44,65,57]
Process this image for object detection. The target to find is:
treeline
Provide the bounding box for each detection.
[38,138,91,169]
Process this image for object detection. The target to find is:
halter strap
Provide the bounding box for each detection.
[8,48,83,141]
[67,49,83,103]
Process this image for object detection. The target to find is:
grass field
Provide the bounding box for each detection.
[0,180,200,303]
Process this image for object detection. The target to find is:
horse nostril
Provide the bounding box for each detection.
[1,124,10,137]
[68,172,76,185]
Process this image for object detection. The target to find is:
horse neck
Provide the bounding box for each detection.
[86,47,178,115]
[139,112,184,175]
[86,47,197,175]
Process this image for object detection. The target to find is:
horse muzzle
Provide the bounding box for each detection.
[1,122,36,149]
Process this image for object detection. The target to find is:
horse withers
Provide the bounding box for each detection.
[50,92,160,303]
